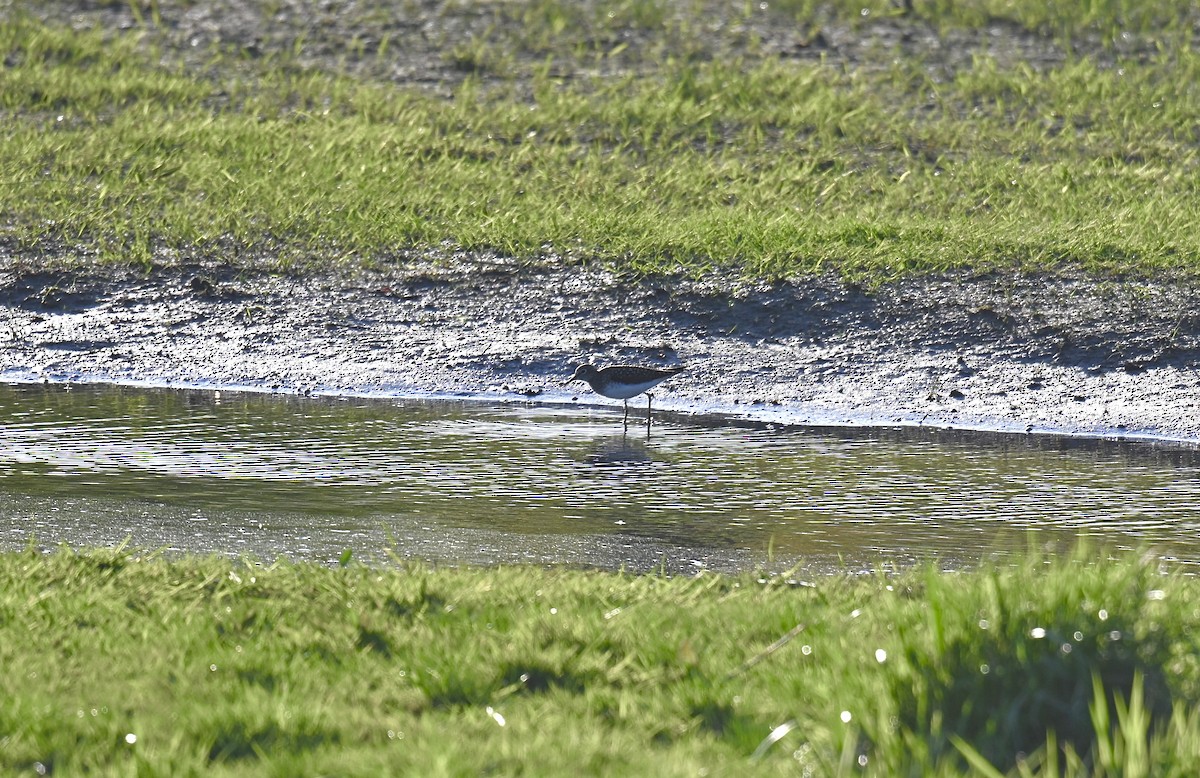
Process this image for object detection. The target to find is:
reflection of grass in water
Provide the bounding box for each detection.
[1,5,1199,277]
[2,543,1199,774]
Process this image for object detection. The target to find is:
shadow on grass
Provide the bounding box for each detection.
[207,718,340,764]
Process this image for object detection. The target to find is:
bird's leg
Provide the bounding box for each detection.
[646,393,653,425]
[623,399,629,425]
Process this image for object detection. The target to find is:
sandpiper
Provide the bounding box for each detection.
[566,363,684,423]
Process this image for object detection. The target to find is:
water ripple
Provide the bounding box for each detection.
[2,383,1199,569]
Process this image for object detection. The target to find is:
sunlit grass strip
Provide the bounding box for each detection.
[1,16,1200,276]
[2,545,1200,775]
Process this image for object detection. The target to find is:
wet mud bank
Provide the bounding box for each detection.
[3,259,1200,443]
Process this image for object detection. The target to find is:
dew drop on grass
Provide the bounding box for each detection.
[801,645,812,656]
[840,710,852,723]
[1109,630,1122,641]
[1074,631,1084,641]
[1061,643,1072,654]
[980,663,990,675]
[1030,627,1046,639]
[1149,589,1166,600]
[125,733,137,745]
[874,649,887,663]
[978,619,989,630]
[486,706,506,727]
[1099,608,1109,620]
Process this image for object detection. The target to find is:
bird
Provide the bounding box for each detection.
[566,363,684,424]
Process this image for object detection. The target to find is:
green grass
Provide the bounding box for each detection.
[1,3,1200,277]
[3,544,1200,775]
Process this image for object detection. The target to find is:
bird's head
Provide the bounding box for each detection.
[565,364,598,384]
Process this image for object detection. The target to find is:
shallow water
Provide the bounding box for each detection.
[2,383,1199,573]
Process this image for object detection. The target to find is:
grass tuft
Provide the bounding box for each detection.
[893,553,1177,770]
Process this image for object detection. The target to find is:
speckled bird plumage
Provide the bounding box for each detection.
[567,363,684,424]
[567,364,683,399]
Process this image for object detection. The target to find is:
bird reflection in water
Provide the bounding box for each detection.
[582,433,657,468]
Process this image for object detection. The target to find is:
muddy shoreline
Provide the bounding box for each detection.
[4,260,1200,443]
